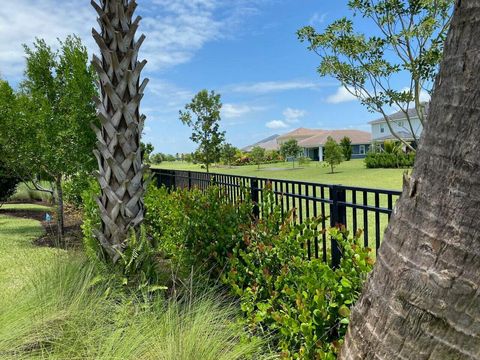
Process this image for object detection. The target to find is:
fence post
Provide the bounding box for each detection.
[251,178,260,219]
[188,171,192,189]
[329,185,346,268]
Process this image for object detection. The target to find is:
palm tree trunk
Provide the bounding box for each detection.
[341,2,480,359]
[90,0,149,262]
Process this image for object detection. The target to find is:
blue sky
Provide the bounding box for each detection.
[0,0,410,154]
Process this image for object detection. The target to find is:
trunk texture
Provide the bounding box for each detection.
[341,1,480,359]
[91,0,148,262]
[56,175,64,247]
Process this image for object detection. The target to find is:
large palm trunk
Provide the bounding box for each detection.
[91,0,148,262]
[341,1,480,359]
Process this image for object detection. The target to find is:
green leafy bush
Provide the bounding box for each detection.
[144,184,252,277]
[63,171,95,207]
[364,151,415,168]
[222,192,374,358]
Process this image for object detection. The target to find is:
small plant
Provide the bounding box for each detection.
[251,146,266,169]
[340,136,352,161]
[324,137,344,173]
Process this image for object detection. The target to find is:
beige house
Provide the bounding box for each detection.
[244,127,372,161]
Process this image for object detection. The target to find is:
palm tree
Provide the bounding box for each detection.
[341,2,480,359]
[91,0,148,262]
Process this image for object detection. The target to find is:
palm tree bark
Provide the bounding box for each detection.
[91,0,148,262]
[341,1,480,359]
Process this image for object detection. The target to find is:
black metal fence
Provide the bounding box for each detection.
[152,169,402,267]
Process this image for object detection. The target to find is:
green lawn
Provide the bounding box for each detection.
[153,159,408,190]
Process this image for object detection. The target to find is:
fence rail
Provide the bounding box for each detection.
[152,169,402,267]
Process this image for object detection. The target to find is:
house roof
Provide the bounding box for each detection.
[276,127,323,141]
[242,134,280,152]
[369,103,430,124]
[298,130,371,148]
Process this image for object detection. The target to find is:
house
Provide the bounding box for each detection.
[244,127,371,161]
[369,104,428,144]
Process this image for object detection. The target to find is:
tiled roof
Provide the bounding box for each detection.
[276,127,323,140]
[369,103,429,124]
[298,130,371,147]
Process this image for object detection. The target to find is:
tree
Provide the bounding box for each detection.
[1,37,97,245]
[221,143,237,167]
[179,90,225,173]
[141,142,154,163]
[150,153,163,165]
[340,136,352,161]
[250,146,266,170]
[298,0,453,150]
[280,139,301,168]
[91,0,149,262]
[323,137,344,173]
[341,2,480,358]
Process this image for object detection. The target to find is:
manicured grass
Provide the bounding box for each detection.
[0,206,269,359]
[0,203,52,212]
[153,159,408,190]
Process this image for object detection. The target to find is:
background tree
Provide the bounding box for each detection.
[141,142,154,163]
[340,136,352,161]
[221,143,237,167]
[323,137,344,173]
[250,146,266,170]
[180,90,225,173]
[341,2,480,358]
[91,0,149,262]
[298,0,453,150]
[280,139,301,168]
[0,37,97,244]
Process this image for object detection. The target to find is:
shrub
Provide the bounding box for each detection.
[63,171,95,207]
[144,184,253,277]
[222,191,374,358]
[364,151,415,168]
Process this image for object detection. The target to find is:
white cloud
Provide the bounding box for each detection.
[325,86,357,104]
[0,0,266,80]
[283,107,306,123]
[266,120,289,129]
[309,12,327,27]
[222,103,261,119]
[230,80,319,94]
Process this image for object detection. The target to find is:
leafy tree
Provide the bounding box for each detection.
[221,143,237,167]
[342,2,480,357]
[280,139,301,168]
[250,146,266,170]
[323,137,344,173]
[1,37,97,244]
[91,0,149,263]
[141,142,155,163]
[340,136,352,161]
[180,90,225,173]
[298,0,453,150]
[150,153,163,164]
[184,153,193,163]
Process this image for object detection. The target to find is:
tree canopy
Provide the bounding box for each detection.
[250,146,266,169]
[280,139,301,168]
[298,0,454,150]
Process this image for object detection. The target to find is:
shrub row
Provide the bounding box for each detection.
[364,151,415,168]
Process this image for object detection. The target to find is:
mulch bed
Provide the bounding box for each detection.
[0,202,83,249]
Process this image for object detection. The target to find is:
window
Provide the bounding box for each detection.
[380,124,385,133]
[359,145,366,154]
